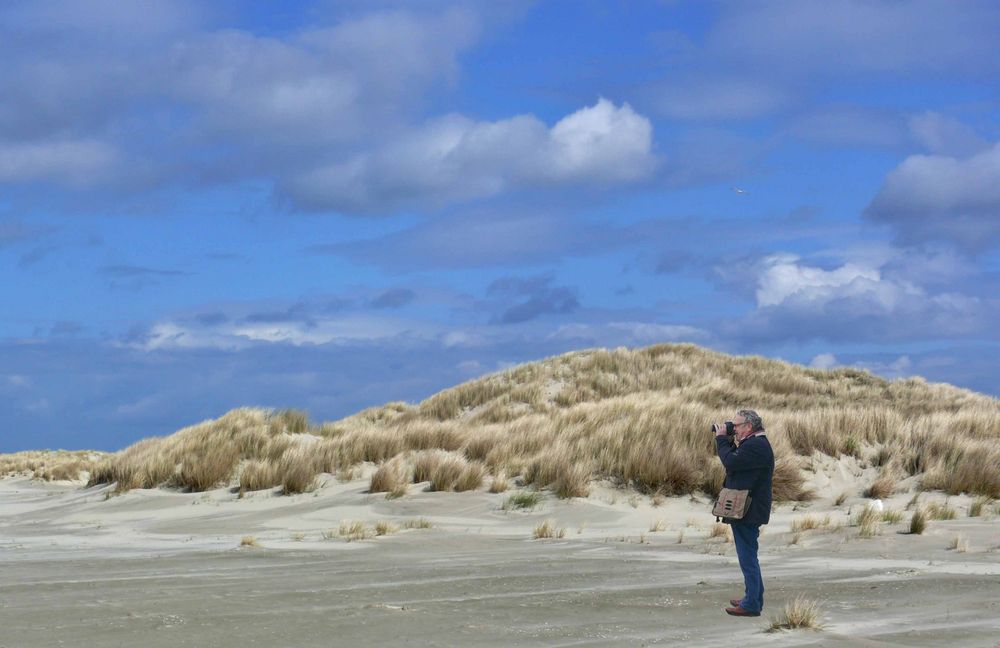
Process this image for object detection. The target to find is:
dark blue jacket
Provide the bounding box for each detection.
[716,433,774,526]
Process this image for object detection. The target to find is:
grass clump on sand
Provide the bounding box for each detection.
[708,523,732,541]
[790,514,836,532]
[370,457,412,498]
[909,509,927,534]
[854,505,882,538]
[339,521,373,542]
[768,596,823,632]
[969,496,992,517]
[881,509,904,524]
[864,471,896,499]
[374,521,397,536]
[533,519,565,539]
[925,501,957,520]
[402,518,433,529]
[239,536,260,548]
[503,491,542,511]
[948,535,969,552]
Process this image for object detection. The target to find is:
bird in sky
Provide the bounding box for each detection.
[731,187,748,195]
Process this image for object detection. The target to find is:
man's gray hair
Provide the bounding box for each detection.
[738,409,764,432]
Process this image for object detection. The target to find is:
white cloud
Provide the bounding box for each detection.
[865,142,1000,250]
[731,252,991,344]
[285,98,657,212]
[130,314,439,351]
[754,254,913,310]
[809,353,838,369]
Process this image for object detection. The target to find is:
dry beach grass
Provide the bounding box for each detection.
[5,344,999,505]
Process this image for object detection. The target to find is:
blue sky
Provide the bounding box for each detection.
[3,0,1000,451]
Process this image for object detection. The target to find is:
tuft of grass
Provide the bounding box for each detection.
[533,519,565,539]
[489,472,509,493]
[503,491,541,511]
[791,514,829,532]
[854,505,882,538]
[969,496,992,517]
[768,596,823,632]
[864,472,896,499]
[374,521,397,536]
[291,532,306,542]
[789,532,802,545]
[881,509,904,524]
[370,457,411,498]
[948,534,968,552]
[239,460,280,493]
[239,536,259,548]
[909,509,927,534]
[925,501,957,520]
[175,445,240,492]
[676,529,685,543]
[649,518,666,532]
[402,517,433,529]
[708,522,732,541]
[834,491,848,506]
[276,449,319,495]
[339,521,373,542]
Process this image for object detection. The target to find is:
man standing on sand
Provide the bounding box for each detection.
[715,409,774,617]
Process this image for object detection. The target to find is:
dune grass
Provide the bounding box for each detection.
[909,509,927,534]
[853,505,883,538]
[0,450,107,481]
[533,519,565,539]
[968,496,992,517]
[790,514,837,532]
[768,596,823,632]
[503,491,542,511]
[10,343,993,508]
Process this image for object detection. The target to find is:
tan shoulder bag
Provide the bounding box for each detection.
[712,487,751,520]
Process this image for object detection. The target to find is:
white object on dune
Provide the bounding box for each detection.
[868,499,884,512]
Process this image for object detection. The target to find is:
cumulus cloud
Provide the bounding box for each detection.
[809,353,838,369]
[285,98,657,212]
[865,142,1000,251]
[754,253,904,309]
[0,5,481,204]
[730,254,991,343]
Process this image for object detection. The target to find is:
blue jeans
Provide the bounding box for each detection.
[731,522,763,613]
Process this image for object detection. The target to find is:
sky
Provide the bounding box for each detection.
[3,0,1000,452]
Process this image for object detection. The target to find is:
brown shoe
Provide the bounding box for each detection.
[725,606,761,617]
[730,598,743,607]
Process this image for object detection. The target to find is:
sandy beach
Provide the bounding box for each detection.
[2,465,999,648]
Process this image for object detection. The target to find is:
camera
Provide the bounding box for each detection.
[712,421,736,436]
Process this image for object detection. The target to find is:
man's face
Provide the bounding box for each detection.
[733,416,753,441]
